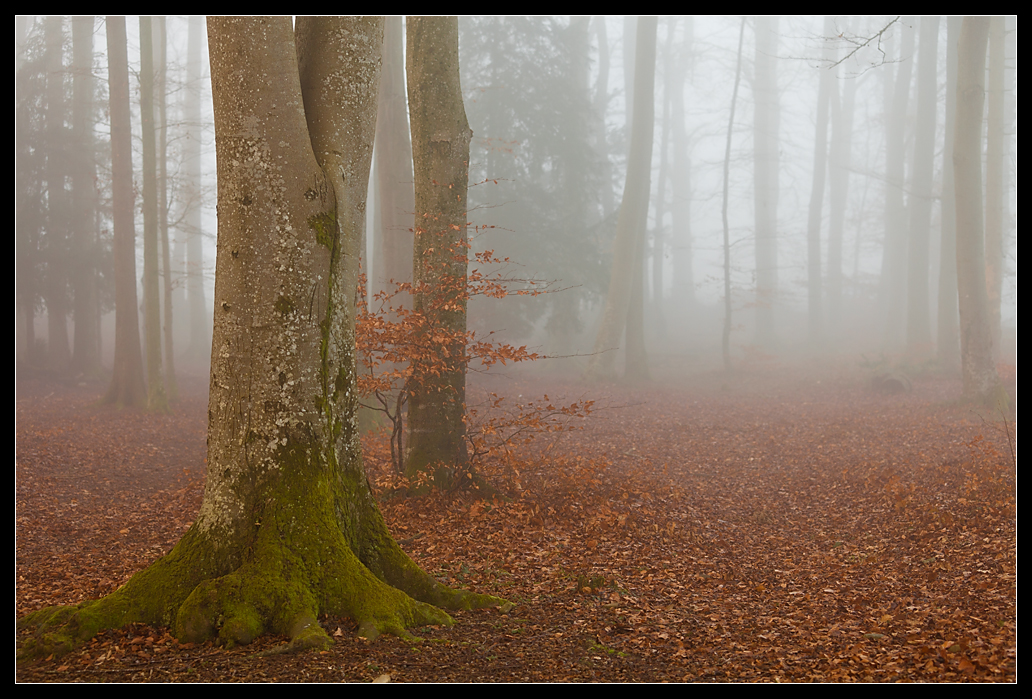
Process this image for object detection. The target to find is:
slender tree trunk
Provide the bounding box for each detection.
[805,16,835,348]
[720,17,745,372]
[670,18,694,313]
[404,17,473,488]
[827,18,855,346]
[585,16,656,382]
[753,16,779,350]
[904,16,939,360]
[140,17,168,412]
[70,16,101,376]
[184,15,210,368]
[984,16,1007,359]
[102,16,146,408]
[372,16,415,305]
[154,17,178,402]
[44,16,71,372]
[879,18,915,351]
[953,17,1001,404]
[937,17,961,372]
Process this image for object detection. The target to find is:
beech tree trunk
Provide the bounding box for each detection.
[102,16,146,408]
[20,16,500,662]
[752,16,779,349]
[953,17,1002,405]
[403,16,474,488]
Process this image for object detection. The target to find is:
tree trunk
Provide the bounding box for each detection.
[403,17,474,489]
[102,16,146,408]
[752,16,779,350]
[953,17,1002,405]
[184,16,210,368]
[984,16,1007,359]
[70,16,101,376]
[44,16,71,373]
[154,17,178,403]
[904,16,939,360]
[585,16,657,382]
[827,18,855,346]
[878,18,915,351]
[19,17,502,662]
[140,17,168,412]
[936,17,961,372]
[372,16,415,304]
[805,16,835,347]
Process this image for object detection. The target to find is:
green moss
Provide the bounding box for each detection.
[307,210,337,251]
[275,295,295,317]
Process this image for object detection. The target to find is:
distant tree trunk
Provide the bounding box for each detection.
[140,17,168,412]
[752,16,779,349]
[585,16,656,382]
[905,16,939,360]
[827,18,855,346]
[102,16,146,407]
[983,16,1008,359]
[15,17,39,364]
[879,18,915,351]
[591,16,616,220]
[184,15,210,368]
[670,18,694,313]
[953,17,1001,404]
[936,17,961,372]
[70,16,101,376]
[720,17,745,372]
[44,16,71,372]
[404,17,473,489]
[373,16,415,304]
[805,16,835,347]
[153,17,178,402]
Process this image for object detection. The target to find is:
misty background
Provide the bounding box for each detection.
[14,16,1017,384]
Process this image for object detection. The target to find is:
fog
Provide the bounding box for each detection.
[15,16,1016,384]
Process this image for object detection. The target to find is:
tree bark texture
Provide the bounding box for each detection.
[404,16,474,487]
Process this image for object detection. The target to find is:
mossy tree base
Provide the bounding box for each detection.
[18,475,507,662]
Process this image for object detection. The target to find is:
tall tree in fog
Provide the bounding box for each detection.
[15,17,41,362]
[183,16,209,366]
[592,16,616,220]
[372,16,414,304]
[804,17,835,346]
[953,17,1001,404]
[102,16,146,408]
[623,17,654,382]
[153,17,178,402]
[586,16,656,382]
[404,16,473,487]
[69,16,101,375]
[936,18,961,372]
[984,16,1011,359]
[720,17,745,372]
[878,18,914,351]
[752,16,779,349]
[904,17,939,359]
[43,16,71,371]
[826,18,857,345]
[670,17,694,312]
[140,17,168,412]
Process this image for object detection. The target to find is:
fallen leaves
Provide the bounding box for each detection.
[16,367,1016,682]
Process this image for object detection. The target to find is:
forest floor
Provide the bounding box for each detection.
[16,359,1016,682]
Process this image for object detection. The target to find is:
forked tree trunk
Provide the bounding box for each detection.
[404,16,473,488]
[19,16,500,662]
